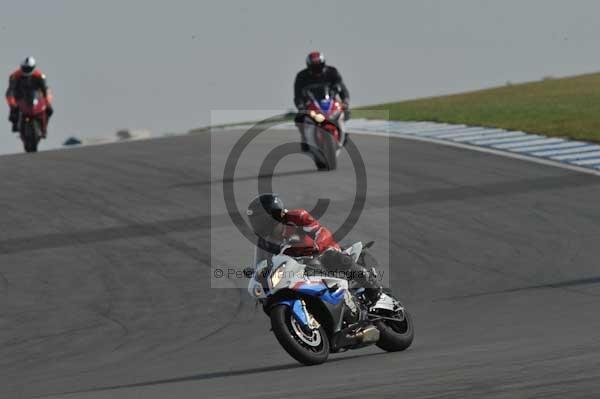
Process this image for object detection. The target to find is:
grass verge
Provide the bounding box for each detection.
[354,72,600,142]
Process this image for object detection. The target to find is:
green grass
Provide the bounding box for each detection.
[355,72,600,142]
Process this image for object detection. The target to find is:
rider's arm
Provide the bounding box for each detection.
[284,209,341,253]
[293,72,306,110]
[38,74,53,105]
[5,76,17,108]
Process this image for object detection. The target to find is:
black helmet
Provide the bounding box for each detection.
[247,193,285,237]
[306,51,325,75]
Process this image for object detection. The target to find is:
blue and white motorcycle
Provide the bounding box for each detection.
[247,241,414,365]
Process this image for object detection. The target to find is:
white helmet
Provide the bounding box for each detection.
[20,57,36,76]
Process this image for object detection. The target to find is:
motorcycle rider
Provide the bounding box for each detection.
[294,51,350,151]
[5,57,53,136]
[247,193,381,304]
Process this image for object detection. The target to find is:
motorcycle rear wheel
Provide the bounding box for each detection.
[270,304,330,365]
[376,309,414,352]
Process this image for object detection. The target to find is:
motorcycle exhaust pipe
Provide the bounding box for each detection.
[354,325,380,345]
[331,324,380,351]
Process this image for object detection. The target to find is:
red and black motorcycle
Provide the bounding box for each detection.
[300,84,346,171]
[16,90,48,153]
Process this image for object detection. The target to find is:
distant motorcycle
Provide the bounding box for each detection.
[247,241,414,365]
[300,84,346,171]
[16,89,48,153]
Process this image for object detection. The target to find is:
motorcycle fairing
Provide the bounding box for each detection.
[290,280,344,305]
[269,279,346,328]
[17,90,48,134]
[250,253,357,331]
[371,292,404,314]
[273,299,309,326]
[343,242,364,263]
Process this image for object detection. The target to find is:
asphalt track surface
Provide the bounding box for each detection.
[3,128,600,398]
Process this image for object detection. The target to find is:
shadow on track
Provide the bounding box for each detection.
[46,352,389,397]
[171,168,318,189]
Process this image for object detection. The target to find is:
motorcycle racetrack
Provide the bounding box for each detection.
[3,128,600,398]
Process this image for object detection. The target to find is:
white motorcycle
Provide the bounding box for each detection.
[247,241,414,365]
[299,83,346,171]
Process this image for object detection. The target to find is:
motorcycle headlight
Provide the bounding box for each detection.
[270,264,286,288]
[252,284,263,298]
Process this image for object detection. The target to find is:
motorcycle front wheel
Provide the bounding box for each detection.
[318,129,337,171]
[21,120,40,153]
[270,304,330,365]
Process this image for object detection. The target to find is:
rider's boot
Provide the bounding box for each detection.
[361,273,382,306]
[348,259,382,305]
[321,249,382,306]
[349,263,383,306]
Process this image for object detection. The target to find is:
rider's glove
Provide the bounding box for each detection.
[46,105,54,118]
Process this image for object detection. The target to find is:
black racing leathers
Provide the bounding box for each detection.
[293,66,349,111]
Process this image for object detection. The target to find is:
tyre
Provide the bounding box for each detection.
[270,304,329,365]
[309,139,329,171]
[314,157,329,171]
[311,128,337,171]
[376,309,414,352]
[28,136,38,153]
[22,121,39,153]
[322,132,337,170]
[23,140,32,153]
[31,120,40,153]
[311,148,329,171]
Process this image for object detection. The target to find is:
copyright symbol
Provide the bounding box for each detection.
[213,268,224,278]
[222,114,366,246]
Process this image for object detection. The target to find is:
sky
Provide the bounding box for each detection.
[2,0,600,153]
